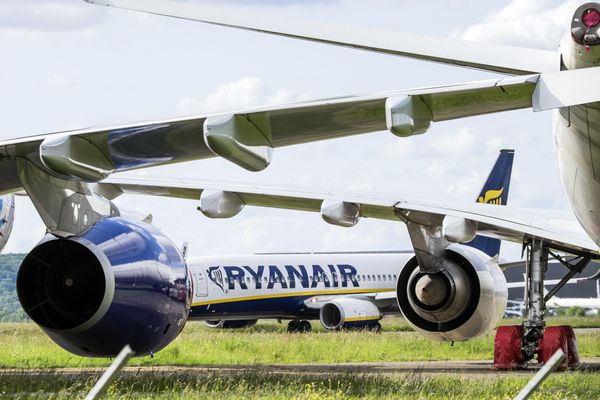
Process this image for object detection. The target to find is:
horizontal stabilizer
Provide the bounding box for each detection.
[84,0,559,75]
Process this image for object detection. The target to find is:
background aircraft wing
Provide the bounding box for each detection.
[100,176,600,257]
[0,76,537,194]
[304,292,396,310]
[85,0,559,75]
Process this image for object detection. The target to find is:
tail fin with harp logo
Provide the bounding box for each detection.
[467,149,514,257]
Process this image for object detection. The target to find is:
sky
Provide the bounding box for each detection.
[0,0,589,261]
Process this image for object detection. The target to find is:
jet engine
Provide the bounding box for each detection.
[396,244,507,342]
[203,320,258,329]
[320,297,382,330]
[16,217,191,357]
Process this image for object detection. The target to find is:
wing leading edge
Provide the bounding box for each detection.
[0,76,537,194]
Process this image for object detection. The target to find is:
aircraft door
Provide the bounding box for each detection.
[195,269,208,297]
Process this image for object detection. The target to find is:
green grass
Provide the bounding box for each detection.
[0,370,599,399]
[0,318,599,399]
[0,317,599,368]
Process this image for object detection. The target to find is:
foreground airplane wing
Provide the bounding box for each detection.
[84,0,559,75]
[100,176,600,257]
[0,75,538,194]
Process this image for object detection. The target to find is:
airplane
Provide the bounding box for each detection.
[1,1,599,371]
[507,271,600,315]
[186,150,514,334]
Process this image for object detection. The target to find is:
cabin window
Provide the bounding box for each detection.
[367,275,371,282]
[357,275,361,281]
[377,275,381,281]
[362,275,366,281]
[382,275,387,281]
[393,275,397,281]
[388,275,392,281]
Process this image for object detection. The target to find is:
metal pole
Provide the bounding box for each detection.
[85,345,135,400]
[514,349,565,400]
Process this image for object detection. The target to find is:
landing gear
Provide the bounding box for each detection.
[287,320,312,333]
[494,239,588,370]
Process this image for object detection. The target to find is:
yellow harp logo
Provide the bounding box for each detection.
[478,188,504,205]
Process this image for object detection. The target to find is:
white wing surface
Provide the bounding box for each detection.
[100,176,600,257]
[84,0,559,75]
[0,76,537,194]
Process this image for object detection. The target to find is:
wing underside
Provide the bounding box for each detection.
[100,176,600,258]
[0,76,537,194]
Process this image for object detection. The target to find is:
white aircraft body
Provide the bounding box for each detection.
[187,252,405,332]
[3,1,600,370]
[548,296,600,310]
[186,249,506,340]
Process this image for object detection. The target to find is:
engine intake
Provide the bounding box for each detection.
[397,244,507,342]
[320,298,381,330]
[17,217,191,357]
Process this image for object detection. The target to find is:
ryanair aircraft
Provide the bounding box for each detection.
[186,151,514,332]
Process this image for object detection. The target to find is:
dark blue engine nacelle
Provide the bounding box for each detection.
[16,217,191,357]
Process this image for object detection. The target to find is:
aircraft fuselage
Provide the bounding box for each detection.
[556,8,600,244]
[186,252,410,320]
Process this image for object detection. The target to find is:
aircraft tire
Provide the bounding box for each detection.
[298,320,312,333]
[287,320,300,333]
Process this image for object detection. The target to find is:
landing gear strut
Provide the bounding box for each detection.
[494,239,587,370]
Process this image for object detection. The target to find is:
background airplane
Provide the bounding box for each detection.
[187,150,513,334]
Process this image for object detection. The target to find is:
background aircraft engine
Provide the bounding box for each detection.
[320,297,382,330]
[203,320,258,329]
[16,217,191,358]
[396,244,507,342]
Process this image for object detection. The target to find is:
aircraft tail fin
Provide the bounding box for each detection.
[467,149,515,257]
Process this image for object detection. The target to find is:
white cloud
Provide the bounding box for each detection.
[454,0,585,49]
[432,127,475,154]
[176,77,310,115]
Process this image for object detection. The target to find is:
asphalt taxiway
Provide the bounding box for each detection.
[2,358,599,378]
